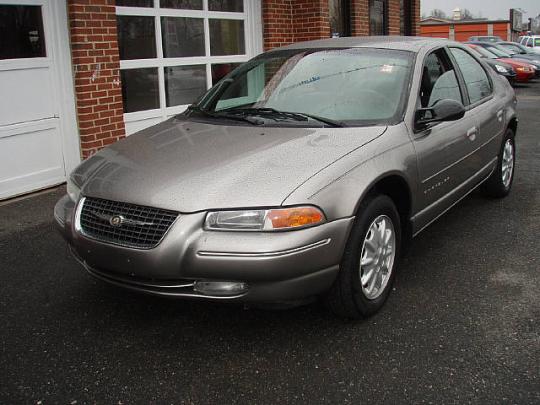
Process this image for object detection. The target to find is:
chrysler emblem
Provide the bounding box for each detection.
[109,215,124,227]
[89,210,156,227]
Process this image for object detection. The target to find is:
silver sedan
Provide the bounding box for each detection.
[55,37,517,318]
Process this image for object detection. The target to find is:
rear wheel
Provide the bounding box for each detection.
[326,194,401,319]
[481,129,515,198]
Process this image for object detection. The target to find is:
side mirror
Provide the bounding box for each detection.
[415,99,466,129]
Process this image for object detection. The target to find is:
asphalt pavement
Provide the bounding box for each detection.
[1,82,539,405]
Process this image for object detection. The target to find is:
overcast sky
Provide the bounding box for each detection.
[421,0,540,21]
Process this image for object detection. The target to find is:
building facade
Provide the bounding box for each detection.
[0,0,419,200]
[420,18,515,42]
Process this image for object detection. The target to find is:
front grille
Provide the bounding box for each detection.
[78,197,178,249]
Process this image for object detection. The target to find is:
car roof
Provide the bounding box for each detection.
[467,41,498,47]
[273,36,455,53]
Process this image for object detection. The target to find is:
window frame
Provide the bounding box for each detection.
[369,0,388,36]
[414,47,465,132]
[116,0,262,132]
[328,0,351,37]
[0,1,52,72]
[399,0,412,36]
[447,46,493,110]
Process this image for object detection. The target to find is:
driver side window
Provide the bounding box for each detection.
[419,49,462,109]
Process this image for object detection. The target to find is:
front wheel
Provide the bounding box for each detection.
[326,194,401,319]
[481,129,515,198]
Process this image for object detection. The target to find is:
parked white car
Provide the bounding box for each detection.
[519,35,540,53]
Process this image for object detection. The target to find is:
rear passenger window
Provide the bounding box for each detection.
[419,49,462,108]
[450,48,492,105]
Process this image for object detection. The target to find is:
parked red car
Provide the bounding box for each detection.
[466,44,535,83]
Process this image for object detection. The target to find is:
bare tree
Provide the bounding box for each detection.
[533,14,540,34]
[429,9,447,19]
[461,8,476,20]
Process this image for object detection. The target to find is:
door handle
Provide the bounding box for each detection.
[466,127,477,141]
[497,110,504,122]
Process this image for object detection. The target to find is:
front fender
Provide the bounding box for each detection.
[283,124,418,221]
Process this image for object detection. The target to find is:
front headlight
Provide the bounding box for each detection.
[66,176,81,202]
[204,206,325,231]
[495,64,508,73]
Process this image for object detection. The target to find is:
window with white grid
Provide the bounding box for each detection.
[116,0,262,134]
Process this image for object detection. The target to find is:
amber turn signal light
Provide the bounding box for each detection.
[266,207,325,229]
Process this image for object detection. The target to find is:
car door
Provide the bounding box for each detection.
[448,47,504,179]
[410,48,477,233]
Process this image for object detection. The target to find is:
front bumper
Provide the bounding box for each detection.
[55,195,354,303]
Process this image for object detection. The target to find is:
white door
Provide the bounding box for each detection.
[0,0,79,200]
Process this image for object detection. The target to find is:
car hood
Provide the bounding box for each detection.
[76,118,387,212]
[483,58,513,69]
[499,58,533,68]
[512,56,540,67]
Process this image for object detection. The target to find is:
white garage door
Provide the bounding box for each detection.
[0,0,79,200]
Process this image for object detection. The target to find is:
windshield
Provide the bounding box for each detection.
[479,36,500,42]
[498,43,524,54]
[196,48,414,126]
[470,46,497,59]
[516,43,534,53]
[486,46,512,58]
[498,46,517,55]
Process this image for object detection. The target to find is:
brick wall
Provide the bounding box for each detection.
[350,0,369,36]
[292,0,330,42]
[262,0,294,50]
[388,0,400,35]
[351,0,420,37]
[262,0,331,50]
[263,0,420,50]
[410,0,421,35]
[67,0,125,159]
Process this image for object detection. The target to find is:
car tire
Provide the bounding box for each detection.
[481,128,516,198]
[326,194,401,319]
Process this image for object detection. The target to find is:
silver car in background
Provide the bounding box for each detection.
[55,37,518,318]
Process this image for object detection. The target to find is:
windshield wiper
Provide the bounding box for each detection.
[288,111,346,128]
[186,105,264,125]
[220,107,346,127]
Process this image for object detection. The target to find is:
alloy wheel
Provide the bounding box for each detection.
[359,215,396,300]
[501,139,514,188]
